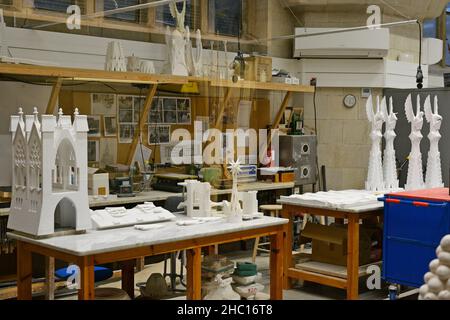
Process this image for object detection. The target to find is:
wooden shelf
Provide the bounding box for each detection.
[210,79,316,93]
[0,63,315,93]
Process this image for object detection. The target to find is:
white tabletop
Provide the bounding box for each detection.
[277,197,384,213]
[8,214,288,257]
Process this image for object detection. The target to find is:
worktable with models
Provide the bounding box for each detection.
[278,190,385,300]
[9,214,288,300]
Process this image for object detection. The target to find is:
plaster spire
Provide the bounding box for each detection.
[57,108,63,126]
[18,107,24,128]
[33,107,39,122]
[74,108,79,116]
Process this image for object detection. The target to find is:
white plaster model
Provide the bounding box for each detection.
[0,9,6,58]
[91,202,175,230]
[223,160,243,223]
[419,235,450,300]
[105,41,127,72]
[185,27,204,76]
[424,95,444,189]
[140,60,156,74]
[178,180,214,218]
[405,94,425,191]
[382,96,399,190]
[365,95,385,191]
[164,0,189,76]
[8,108,92,237]
[239,191,259,216]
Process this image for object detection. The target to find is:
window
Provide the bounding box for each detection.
[209,0,242,37]
[423,19,437,38]
[34,0,78,12]
[156,0,195,29]
[104,0,141,22]
[443,3,450,65]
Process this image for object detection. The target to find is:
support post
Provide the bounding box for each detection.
[45,78,63,115]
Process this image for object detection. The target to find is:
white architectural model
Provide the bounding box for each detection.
[8,108,91,237]
[185,27,204,76]
[365,95,385,191]
[91,203,175,230]
[382,96,399,190]
[105,41,127,72]
[405,94,425,191]
[165,0,204,76]
[179,180,214,218]
[425,95,444,189]
[223,160,243,223]
[419,235,450,300]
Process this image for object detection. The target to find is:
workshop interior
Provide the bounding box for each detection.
[0,0,450,303]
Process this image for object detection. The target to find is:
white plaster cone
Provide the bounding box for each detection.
[425,95,444,189]
[365,95,385,191]
[382,96,399,190]
[405,94,425,191]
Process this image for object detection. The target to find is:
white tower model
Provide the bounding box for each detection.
[223,160,243,223]
[425,95,444,189]
[365,95,385,191]
[419,235,450,300]
[382,97,399,190]
[8,108,92,237]
[405,94,425,191]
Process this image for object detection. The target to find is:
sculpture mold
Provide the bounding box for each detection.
[8,108,91,237]
[365,95,385,191]
[405,94,425,191]
[425,95,444,189]
[382,97,399,190]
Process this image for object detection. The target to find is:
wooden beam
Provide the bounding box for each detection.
[272,91,293,130]
[213,88,233,130]
[186,247,202,300]
[45,78,63,115]
[126,84,158,166]
[200,0,209,33]
[16,241,32,300]
[287,268,348,289]
[44,256,55,300]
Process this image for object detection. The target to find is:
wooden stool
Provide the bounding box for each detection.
[252,205,282,263]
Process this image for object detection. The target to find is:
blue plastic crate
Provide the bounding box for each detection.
[379,194,450,288]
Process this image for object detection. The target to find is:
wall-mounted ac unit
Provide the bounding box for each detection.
[294,28,390,59]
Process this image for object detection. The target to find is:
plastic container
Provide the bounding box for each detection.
[379,188,450,288]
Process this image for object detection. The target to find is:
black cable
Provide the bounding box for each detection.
[416,20,424,89]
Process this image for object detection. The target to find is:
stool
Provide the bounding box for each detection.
[252,205,282,263]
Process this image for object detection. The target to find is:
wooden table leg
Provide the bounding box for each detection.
[17,241,32,300]
[45,256,55,300]
[281,207,293,290]
[347,215,360,300]
[270,227,285,300]
[78,256,95,300]
[186,247,202,300]
[121,260,135,299]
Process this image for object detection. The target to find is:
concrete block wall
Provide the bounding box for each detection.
[300,87,383,190]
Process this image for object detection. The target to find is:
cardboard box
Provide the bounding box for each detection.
[244,56,272,82]
[301,223,381,266]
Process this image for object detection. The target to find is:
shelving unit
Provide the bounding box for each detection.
[0,62,315,166]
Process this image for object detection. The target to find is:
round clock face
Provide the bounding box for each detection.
[343,94,357,108]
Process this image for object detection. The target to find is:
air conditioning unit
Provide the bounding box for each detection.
[294,28,390,58]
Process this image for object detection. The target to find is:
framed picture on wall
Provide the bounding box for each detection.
[103,116,117,137]
[88,140,99,163]
[162,98,177,124]
[119,124,135,144]
[91,93,117,115]
[148,98,162,124]
[148,125,171,145]
[87,115,101,137]
[177,98,191,124]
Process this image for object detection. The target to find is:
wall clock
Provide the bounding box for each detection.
[343,94,357,108]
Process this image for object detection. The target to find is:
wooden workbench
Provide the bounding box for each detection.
[278,198,384,300]
[9,215,288,300]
